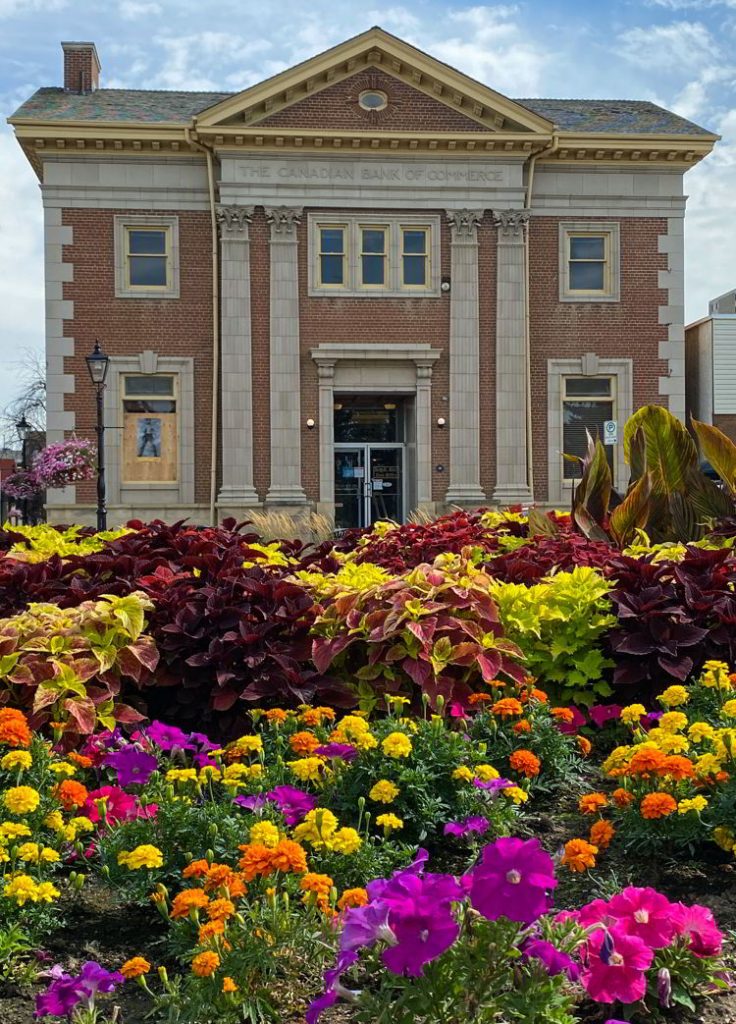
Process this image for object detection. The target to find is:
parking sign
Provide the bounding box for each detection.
[604,420,618,445]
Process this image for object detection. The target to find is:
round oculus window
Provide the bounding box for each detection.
[358,89,388,111]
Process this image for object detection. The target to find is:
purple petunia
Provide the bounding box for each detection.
[234,793,269,812]
[522,937,580,980]
[469,837,557,925]
[34,961,125,1019]
[472,777,514,793]
[444,816,490,838]
[314,743,358,762]
[103,746,158,787]
[306,951,360,1024]
[267,785,318,825]
[144,721,194,751]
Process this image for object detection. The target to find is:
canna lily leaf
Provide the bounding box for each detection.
[609,472,653,547]
[691,416,736,494]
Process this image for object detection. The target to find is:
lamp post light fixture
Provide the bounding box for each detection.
[15,415,30,525]
[85,340,109,531]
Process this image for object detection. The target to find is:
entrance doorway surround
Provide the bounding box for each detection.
[310,343,441,521]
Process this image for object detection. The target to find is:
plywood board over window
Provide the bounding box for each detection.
[121,374,178,483]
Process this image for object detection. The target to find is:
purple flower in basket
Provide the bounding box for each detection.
[1,469,42,500]
[33,438,97,490]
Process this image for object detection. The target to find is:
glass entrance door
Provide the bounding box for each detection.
[334,445,403,530]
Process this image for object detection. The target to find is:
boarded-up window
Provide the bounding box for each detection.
[122,374,177,483]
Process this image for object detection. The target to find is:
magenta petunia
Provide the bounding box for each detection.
[314,743,358,762]
[608,886,676,949]
[443,816,490,838]
[469,837,557,925]
[581,925,654,1004]
[144,721,194,751]
[588,704,622,729]
[379,872,464,977]
[104,746,158,787]
[305,950,359,1024]
[84,785,156,824]
[472,777,514,793]
[671,902,723,957]
[267,785,319,825]
[523,937,580,980]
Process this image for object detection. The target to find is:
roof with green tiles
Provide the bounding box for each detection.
[10,87,714,137]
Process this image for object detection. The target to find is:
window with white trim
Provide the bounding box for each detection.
[114,215,180,299]
[562,376,615,480]
[559,222,620,302]
[309,215,440,296]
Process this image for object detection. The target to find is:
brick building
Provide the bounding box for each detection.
[9,28,717,528]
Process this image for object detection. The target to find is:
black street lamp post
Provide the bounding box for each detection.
[16,415,30,526]
[85,340,109,532]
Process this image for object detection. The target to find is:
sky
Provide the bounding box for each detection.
[0,0,735,417]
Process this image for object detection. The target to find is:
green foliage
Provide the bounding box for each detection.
[0,593,158,734]
[4,523,132,563]
[490,567,615,705]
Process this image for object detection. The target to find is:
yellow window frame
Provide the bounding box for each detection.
[565,231,612,296]
[124,226,171,291]
[317,224,347,289]
[358,225,388,290]
[400,226,430,290]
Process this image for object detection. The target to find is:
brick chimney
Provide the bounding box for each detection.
[62,42,101,93]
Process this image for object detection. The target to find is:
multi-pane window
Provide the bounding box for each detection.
[562,377,615,480]
[401,227,429,287]
[360,227,387,287]
[560,224,619,301]
[567,233,607,292]
[122,374,178,484]
[125,227,169,289]
[310,216,439,295]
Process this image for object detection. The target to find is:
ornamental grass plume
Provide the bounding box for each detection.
[469,837,556,924]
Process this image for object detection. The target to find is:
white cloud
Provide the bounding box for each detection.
[617,20,718,72]
[0,0,65,15]
[119,1,162,19]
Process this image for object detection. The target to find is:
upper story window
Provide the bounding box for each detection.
[358,89,388,111]
[309,215,440,297]
[559,222,620,303]
[114,215,180,299]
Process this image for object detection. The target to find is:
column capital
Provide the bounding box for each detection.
[216,204,254,238]
[492,209,531,242]
[446,208,483,241]
[266,205,302,239]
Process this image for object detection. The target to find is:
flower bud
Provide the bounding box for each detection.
[657,967,672,1008]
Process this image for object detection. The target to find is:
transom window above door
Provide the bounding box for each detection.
[309,214,440,296]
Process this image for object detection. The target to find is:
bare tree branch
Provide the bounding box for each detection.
[0,348,46,450]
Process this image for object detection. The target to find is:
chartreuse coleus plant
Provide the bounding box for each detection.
[0,593,158,734]
[2,523,132,564]
[489,566,615,706]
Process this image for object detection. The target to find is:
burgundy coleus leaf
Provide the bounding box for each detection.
[63,696,97,735]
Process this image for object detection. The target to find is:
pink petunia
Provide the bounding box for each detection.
[607,886,676,949]
[671,902,723,957]
[582,925,654,1004]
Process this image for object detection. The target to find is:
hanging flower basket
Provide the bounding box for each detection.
[33,438,97,489]
[1,469,42,500]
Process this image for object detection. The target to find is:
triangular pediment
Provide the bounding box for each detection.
[196,27,553,135]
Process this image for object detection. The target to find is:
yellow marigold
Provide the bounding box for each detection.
[678,796,708,815]
[503,786,529,804]
[713,826,735,852]
[0,750,32,772]
[334,715,370,741]
[381,732,412,759]
[249,821,280,848]
[722,699,736,717]
[561,838,598,872]
[69,816,94,834]
[117,844,164,870]
[4,874,59,905]
[331,827,362,854]
[620,704,646,725]
[659,685,689,707]
[640,793,677,819]
[602,746,632,773]
[657,733,690,755]
[166,768,198,783]
[701,661,731,689]
[287,757,327,783]
[17,842,41,862]
[376,813,403,833]
[337,888,369,911]
[369,779,399,803]
[44,811,64,832]
[694,753,722,777]
[49,762,76,777]
[231,735,263,755]
[191,951,220,977]
[659,711,688,734]
[121,957,151,979]
[474,764,499,782]
[0,821,32,840]
[293,808,338,849]
[3,785,40,815]
[589,819,615,850]
[171,888,211,918]
[40,847,60,863]
[35,881,61,903]
[688,721,715,742]
[578,793,608,815]
[222,977,239,994]
[452,766,474,783]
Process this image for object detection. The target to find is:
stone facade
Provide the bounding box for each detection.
[9,29,717,528]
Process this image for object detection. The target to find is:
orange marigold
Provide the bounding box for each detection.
[513,720,532,734]
[612,787,635,807]
[171,888,210,919]
[183,859,211,879]
[640,792,677,819]
[337,887,369,911]
[289,731,321,755]
[206,898,235,921]
[658,755,694,780]
[299,872,334,896]
[578,792,608,815]
[509,749,541,777]
[0,708,31,748]
[191,951,220,977]
[269,838,308,874]
[54,779,89,810]
[67,752,92,768]
[467,693,492,705]
[492,697,524,718]
[561,838,598,872]
[238,843,274,881]
[627,748,667,776]
[203,864,244,894]
[529,688,548,704]
[577,736,592,756]
[222,977,239,993]
[589,819,615,850]
[198,919,226,944]
[551,707,575,724]
[264,709,288,724]
[300,706,335,727]
[120,957,151,979]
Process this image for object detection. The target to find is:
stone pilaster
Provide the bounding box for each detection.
[265,206,307,505]
[216,204,259,506]
[444,209,486,506]
[415,360,434,505]
[316,360,336,510]
[491,209,533,506]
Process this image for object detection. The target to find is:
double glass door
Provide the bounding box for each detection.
[334,445,403,530]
